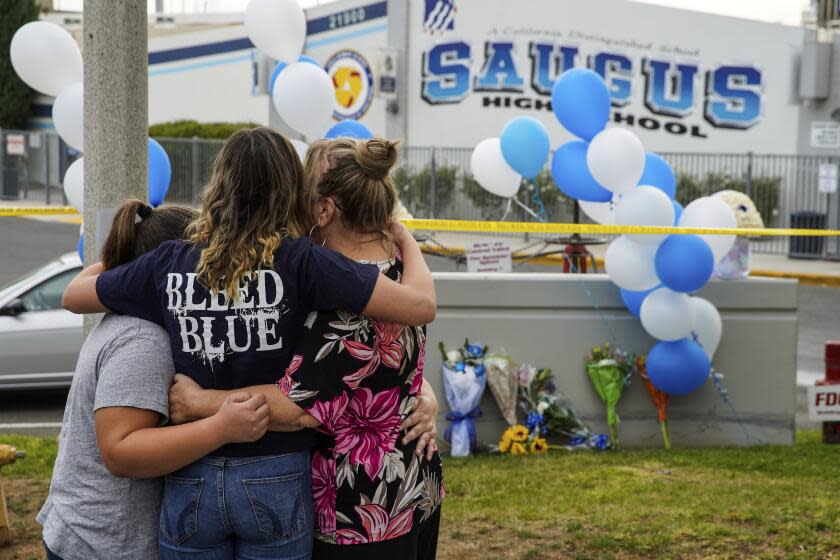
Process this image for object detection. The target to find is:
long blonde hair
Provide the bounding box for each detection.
[305,137,400,244]
[187,127,307,297]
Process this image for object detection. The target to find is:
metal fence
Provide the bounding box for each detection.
[2,128,838,259]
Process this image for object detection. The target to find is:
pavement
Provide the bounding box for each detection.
[0,212,837,434]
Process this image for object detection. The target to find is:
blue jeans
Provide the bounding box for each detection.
[44,542,64,560]
[158,451,314,560]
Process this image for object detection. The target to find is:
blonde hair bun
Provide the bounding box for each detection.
[356,138,398,180]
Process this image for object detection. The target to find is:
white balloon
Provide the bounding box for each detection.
[640,288,695,341]
[63,158,84,213]
[10,21,83,97]
[604,235,660,291]
[470,138,521,198]
[272,63,336,139]
[290,138,309,162]
[245,0,306,62]
[52,82,84,152]
[690,297,722,359]
[679,196,737,263]
[586,128,645,194]
[579,196,619,225]
[614,185,674,245]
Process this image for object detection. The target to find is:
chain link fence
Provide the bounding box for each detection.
[2,128,838,259]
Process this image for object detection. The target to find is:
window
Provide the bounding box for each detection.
[19,269,81,312]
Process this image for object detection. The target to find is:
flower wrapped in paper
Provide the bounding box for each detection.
[440,340,488,457]
[585,344,634,449]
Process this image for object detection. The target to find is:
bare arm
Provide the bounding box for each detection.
[169,374,319,431]
[96,392,269,479]
[62,262,108,314]
[363,224,436,326]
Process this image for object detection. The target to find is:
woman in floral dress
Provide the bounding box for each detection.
[277,137,444,559]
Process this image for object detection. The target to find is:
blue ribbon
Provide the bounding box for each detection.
[443,407,483,451]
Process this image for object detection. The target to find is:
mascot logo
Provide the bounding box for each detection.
[325,50,374,120]
[424,0,456,33]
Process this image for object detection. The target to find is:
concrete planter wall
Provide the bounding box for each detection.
[426,273,798,448]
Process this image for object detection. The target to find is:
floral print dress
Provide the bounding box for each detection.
[278,257,444,547]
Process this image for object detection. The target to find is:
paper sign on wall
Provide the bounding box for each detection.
[466,239,512,273]
[807,385,840,421]
[811,122,840,149]
[818,163,839,194]
[6,134,25,156]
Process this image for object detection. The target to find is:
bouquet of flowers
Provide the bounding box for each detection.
[637,355,671,449]
[440,339,488,457]
[585,343,636,449]
[517,365,591,442]
[499,423,548,455]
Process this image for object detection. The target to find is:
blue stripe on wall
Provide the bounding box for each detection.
[148,1,387,67]
[31,104,52,118]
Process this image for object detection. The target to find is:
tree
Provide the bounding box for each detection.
[0,0,40,129]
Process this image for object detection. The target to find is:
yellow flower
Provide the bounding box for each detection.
[499,437,512,453]
[530,437,549,454]
[510,442,527,455]
[511,425,529,443]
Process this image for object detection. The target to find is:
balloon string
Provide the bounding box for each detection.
[710,370,764,445]
[499,198,513,222]
[512,197,545,222]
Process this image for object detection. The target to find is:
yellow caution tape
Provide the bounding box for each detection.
[0,206,79,217]
[3,207,839,237]
[403,218,840,238]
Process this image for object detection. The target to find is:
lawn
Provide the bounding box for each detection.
[1,432,838,560]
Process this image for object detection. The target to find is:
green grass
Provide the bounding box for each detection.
[1,432,839,559]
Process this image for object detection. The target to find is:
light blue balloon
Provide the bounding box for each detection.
[77,232,83,262]
[655,234,714,293]
[639,153,676,199]
[646,339,711,396]
[551,141,613,202]
[324,120,374,140]
[499,116,550,179]
[551,68,611,141]
[148,139,171,208]
[620,285,661,318]
[270,56,320,93]
[672,201,684,225]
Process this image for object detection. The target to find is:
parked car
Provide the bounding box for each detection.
[0,252,83,390]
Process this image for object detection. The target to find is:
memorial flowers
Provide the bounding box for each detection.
[440,339,488,457]
[585,343,636,449]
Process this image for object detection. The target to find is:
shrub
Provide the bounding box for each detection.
[149,120,262,139]
[676,172,781,226]
[0,0,39,129]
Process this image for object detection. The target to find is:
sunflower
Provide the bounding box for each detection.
[498,437,512,453]
[530,437,549,454]
[510,425,529,443]
[510,442,527,455]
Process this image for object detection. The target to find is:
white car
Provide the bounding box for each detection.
[0,252,83,390]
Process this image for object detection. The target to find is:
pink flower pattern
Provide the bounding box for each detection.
[276,353,303,395]
[333,387,401,479]
[311,453,337,535]
[335,504,413,545]
[342,320,404,389]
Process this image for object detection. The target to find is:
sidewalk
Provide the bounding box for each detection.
[420,231,840,287]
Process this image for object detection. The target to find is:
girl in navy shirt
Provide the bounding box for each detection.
[62,128,436,560]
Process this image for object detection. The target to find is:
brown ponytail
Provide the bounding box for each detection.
[307,137,400,239]
[100,199,197,270]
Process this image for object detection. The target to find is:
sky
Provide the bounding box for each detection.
[52,0,812,26]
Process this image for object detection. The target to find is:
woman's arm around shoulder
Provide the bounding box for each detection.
[62,262,108,314]
[363,223,436,326]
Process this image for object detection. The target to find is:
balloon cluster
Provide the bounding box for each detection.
[470,116,550,199]
[10,20,174,255]
[550,69,736,397]
[246,0,373,156]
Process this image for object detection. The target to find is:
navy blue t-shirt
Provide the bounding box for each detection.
[96,237,379,457]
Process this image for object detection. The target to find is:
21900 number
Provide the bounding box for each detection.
[329,8,366,30]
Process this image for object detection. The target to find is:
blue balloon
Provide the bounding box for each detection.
[672,201,684,225]
[655,235,714,293]
[148,138,172,208]
[551,141,613,202]
[639,153,676,199]
[551,68,611,141]
[77,232,83,262]
[620,285,661,318]
[646,338,711,396]
[269,62,287,93]
[270,56,320,93]
[324,119,374,140]
[499,116,550,179]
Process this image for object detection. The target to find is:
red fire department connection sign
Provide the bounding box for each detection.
[807,386,840,421]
